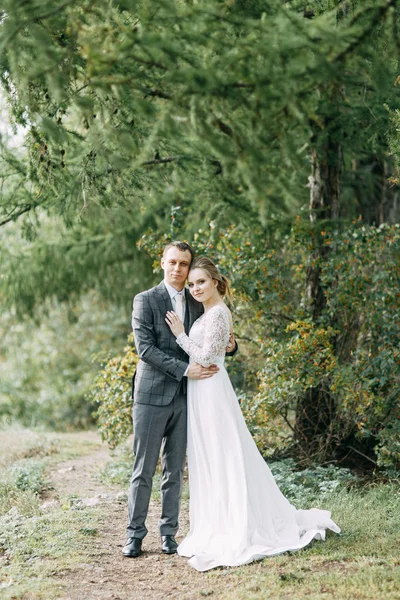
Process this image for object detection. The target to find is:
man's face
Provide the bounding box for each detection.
[161,247,192,290]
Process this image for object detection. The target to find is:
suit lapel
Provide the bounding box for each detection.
[184,288,190,333]
[157,283,203,332]
[155,282,173,315]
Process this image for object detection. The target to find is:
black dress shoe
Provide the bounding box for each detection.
[122,537,142,557]
[161,535,178,554]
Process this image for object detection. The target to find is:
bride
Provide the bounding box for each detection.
[165,256,340,572]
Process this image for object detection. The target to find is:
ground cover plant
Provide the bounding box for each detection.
[0,430,106,598]
[3,431,398,600]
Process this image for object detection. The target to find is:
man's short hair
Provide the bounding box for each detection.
[163,241,195,264]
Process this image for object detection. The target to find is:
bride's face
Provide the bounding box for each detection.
[188,268,218,303]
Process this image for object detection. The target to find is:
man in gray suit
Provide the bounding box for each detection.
[123,241,232,557]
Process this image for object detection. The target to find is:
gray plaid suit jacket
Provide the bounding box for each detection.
[131,281,204,406]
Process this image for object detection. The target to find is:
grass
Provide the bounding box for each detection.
[98,440,191,501]
[98,441,133,487]
[0,427,99,469]
[0,428,99,518]
[0,429,102,599]
[0,430,399,599]
[199,482,400,600]
[98,442,400,599]
[0,504,102,599]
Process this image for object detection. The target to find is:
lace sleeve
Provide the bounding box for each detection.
[175,306,230,367]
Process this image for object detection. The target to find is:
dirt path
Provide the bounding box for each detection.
[51,433,237,600]
[5,431,393,600]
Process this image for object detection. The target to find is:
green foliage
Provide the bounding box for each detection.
[1,0,400,471]
[99,441,356,508]
[138,217,400,468]
[0,460,50,517]
[0,211,155,318]
[10,460,50,494]
[0,500,102,600]
[78,526,98,536]
[91,335,138,449]
[0,431,99,518]
[268,459,356,506]
[249,222,400,467]
[0,477,41,519]
[1,0,400,313]
[0,292,129,430]
[98,444,133,487]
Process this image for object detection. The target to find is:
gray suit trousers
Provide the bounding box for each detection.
[126,385,187,539]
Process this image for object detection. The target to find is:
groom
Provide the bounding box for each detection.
[123,241,234,558]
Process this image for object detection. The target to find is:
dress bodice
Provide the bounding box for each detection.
[176,305,230,367]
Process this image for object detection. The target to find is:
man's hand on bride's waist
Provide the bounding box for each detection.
[186,363,219,380]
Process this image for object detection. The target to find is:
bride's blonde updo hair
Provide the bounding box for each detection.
[190,257,233,304]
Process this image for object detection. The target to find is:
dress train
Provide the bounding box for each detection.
[175,306,340,572]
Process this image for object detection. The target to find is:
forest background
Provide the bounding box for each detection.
[1,0,400,473]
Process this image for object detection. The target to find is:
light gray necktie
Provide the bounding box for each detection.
[175,292,184,322]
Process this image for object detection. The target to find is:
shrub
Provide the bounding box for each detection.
[268,458,357,506]
[91,335,138,449]
[252,223,400,468]
[10,461,50,494]
[98,220,400,470]
[0,460,50,517]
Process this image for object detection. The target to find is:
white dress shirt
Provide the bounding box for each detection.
[164,280,186,323]
[164,280,190,377]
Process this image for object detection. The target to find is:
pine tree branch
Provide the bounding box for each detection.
[141,156,180,166]
[27,0,78,22]
[130,53,168,71]
[90,76,255,99]
[0,171,23,179]
[89,78,173,99]
[0,202,40,227]
[0,0,77,53]
[0,150,27,177]
[214,118,234,137]
[144,88,173,100]
[228,82,256,89]
[333,0,397,64]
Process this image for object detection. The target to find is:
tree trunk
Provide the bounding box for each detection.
[350,156,400,224]
[294,133,341,460]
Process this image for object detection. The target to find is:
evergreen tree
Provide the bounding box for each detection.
[1,0,399,461]
[1,2,399,311]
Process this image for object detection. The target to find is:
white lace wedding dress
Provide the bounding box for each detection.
[175,305,340,572]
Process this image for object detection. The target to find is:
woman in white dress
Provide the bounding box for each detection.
[165,257,340,572]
